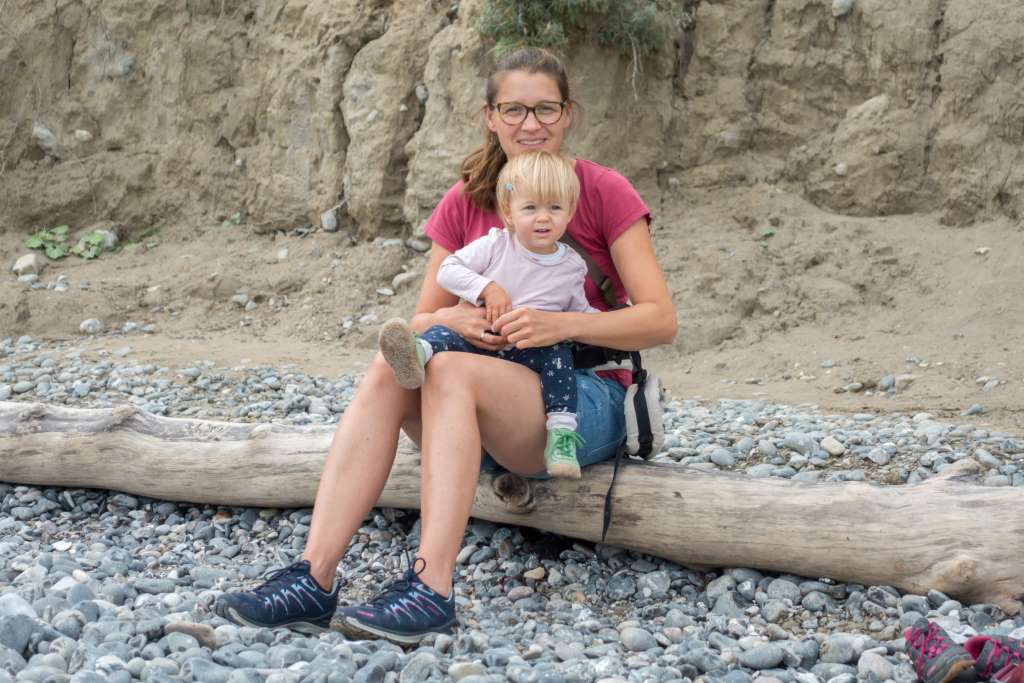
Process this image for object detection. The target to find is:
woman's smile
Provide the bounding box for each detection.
[516,137,548,147]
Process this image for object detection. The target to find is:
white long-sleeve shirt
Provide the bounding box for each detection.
[437,228,596,313]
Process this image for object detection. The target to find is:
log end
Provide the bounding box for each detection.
[992,592,1024,617]
[491,473,535,513]
[910,555,1023,616]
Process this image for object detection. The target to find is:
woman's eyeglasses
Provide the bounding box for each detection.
[490,101,567,126]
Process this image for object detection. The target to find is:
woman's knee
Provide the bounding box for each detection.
[421,352,477,395]
[349,353,421,414]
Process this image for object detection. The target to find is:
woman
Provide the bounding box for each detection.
[216,47,677,644]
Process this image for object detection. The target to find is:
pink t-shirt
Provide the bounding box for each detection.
[425,158,651,387]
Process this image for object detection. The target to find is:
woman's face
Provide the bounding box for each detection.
[485,70,572,158]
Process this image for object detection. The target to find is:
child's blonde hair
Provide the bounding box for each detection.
[495,151,580,223]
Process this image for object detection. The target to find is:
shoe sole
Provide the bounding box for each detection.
[935,658,976,683]
[221,605,329,636]
[546,461,581,478]
[379,319,424,390]
[336,615,455,645]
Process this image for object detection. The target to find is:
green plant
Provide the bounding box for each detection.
[221,212,242,229]
[25,225,71,259]
[25,225,120,260]
[70,230,107,259]
[115,226,160,253]
[479,0,680,71]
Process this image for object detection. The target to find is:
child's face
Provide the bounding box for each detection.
[505,192,574,254]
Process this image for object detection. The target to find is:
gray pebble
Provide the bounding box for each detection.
[604,575,636,600]
[858,651,894,679]
[620,627,657,652]
[711,447,736,467]
[832,0,854,18]
[79,319,104,335]
[767,579,802,604]
[182,657,233,683]
[739,644,785,670]
[801,591,830,612]
[762,600,788,623]
[712,592,745,619]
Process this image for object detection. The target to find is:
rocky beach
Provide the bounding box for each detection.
[1,334,1023,682]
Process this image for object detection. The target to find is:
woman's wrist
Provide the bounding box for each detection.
[562,311,588,342]
[410,307,448,333]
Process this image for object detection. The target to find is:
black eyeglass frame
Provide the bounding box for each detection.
[489,100,569,125]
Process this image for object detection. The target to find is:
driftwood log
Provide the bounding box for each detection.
[1,400,1022,613]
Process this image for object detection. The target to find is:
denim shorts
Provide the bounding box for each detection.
[481,369,627,479]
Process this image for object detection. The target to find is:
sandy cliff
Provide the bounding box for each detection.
[4,0,1022,237]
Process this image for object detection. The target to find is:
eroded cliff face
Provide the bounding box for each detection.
[2,0,1022,239]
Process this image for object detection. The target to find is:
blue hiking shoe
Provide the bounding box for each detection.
[215,560,340,634]
[336,557,456,644]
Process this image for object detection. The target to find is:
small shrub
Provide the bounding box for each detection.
[70,230,107,259]
[479,0,675,62]
[25,225,71,260]
[25,225,116,260]
[220,212,242,229]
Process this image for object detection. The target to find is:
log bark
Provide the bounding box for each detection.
[1,401,1022,613]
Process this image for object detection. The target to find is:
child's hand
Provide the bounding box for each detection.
[481,282,512,324]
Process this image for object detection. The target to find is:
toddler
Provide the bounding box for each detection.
[378,151,595,478]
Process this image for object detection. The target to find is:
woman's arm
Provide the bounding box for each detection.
[410,244,459,325]
[409,243,509,351]
[494,219,677,351]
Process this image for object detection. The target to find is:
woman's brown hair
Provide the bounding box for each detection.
[460,47,572,212]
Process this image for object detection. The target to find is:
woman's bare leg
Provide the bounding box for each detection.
[301,354,423,590]
[414,352,549,595]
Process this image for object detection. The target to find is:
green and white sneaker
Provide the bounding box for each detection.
[544,428,585,479]
[378,318,427,389]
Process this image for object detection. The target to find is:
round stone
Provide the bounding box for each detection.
[739,644,785,670]
[620,627,658,652]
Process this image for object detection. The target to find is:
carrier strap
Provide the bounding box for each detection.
[631,351,654,459]
[601,351,654,542]
[560,232,619,310]
[601,446,625,543]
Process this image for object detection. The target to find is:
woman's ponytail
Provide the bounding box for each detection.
[461,132,507,212]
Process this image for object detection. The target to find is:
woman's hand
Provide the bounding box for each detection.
[436,301,509,351]
[493,308,568,349]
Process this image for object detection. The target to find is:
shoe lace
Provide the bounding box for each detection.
[909,624,950,678]
[551,430,586,461]
[252,561,307,597]
[982,641,1024,678]
[368,553,427,609]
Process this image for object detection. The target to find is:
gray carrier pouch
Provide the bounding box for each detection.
[624,370,665,457]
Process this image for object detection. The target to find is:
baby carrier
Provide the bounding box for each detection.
[560,233,665,542]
